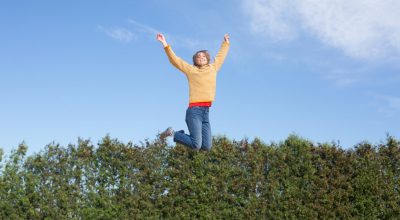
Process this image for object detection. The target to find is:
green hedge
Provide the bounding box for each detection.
[1,135,399,219]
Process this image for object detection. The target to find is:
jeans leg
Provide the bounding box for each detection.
[201,108,212,151]
[186,107,203,149]
[173,130,191,146]
[173,107,203,150]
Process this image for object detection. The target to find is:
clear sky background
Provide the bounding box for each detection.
[1,0,399,155]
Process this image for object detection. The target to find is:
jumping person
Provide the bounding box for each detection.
[157,33,230,151]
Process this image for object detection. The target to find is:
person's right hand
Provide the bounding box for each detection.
[224,34,230,43]
[157,33,168,47]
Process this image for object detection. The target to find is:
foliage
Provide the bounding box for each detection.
[1,135,399,219]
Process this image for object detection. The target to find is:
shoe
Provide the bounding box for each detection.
[160,127,174,140]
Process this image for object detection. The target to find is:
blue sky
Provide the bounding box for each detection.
[1,0,399,155]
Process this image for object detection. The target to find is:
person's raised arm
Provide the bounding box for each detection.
[214,34,230,72]
[157,33,193,74]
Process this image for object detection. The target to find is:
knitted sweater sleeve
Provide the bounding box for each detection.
[213,41,230,72]
[164,45,193,75]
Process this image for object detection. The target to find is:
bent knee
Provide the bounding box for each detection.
[202,146,211,151]
[192,142,202,150]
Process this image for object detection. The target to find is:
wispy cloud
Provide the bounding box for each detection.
[128,19,207,51]
[243,0,299,41]
[243,0,400,61]
[324,70,362,87]
[385,96,400,111]
[99,19,219,52]
[97,25,135,43]
[128,19,159,36]
[373,95,400,117]
[309,61,372,87]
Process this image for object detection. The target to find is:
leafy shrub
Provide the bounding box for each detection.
[1,135,399,219]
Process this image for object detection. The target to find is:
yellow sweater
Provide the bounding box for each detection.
[164,41,230,104]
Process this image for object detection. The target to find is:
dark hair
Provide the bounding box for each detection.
[192,50,211,66]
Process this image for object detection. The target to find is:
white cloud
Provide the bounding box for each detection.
[243,0,400,60]
[243,0,299,40]
[97,25,135,43]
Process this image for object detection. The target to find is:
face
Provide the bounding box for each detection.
[195,52,208,67]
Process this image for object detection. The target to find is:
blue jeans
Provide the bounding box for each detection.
[173,106,212,151]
